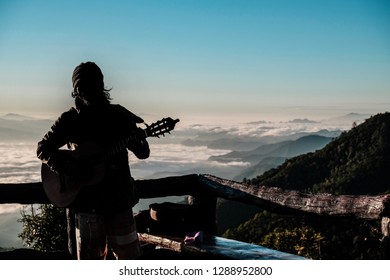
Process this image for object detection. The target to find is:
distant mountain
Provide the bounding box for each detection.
[288,118,318,123]
[233,156,286,182]
[1,113,37,121]
[0,114,53,142]
[179,125,261,151]
[210,135,333,165]
[182,126,342,152]
[325,112,372,126]
[210,135,333,182]
[249,112,390,195]
[245,120,268,125]
[182,137,263,151]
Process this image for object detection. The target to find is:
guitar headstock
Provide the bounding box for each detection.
[145,117,180,138]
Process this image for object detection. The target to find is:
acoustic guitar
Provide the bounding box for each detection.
[41,117,179,207]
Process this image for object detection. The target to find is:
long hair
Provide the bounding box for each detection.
[71,62,112,107]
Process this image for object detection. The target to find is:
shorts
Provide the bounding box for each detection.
[75,208,141,260]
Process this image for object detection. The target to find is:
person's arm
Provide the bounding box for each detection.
[128,126,150,159]
[37,110,75,173]
[117,105,150,159]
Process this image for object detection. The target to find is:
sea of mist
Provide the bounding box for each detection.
[0,112,370,248]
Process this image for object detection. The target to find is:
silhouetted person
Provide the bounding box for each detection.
[37,62,149,259]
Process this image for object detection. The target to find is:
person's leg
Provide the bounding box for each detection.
[66,208,77,259]
[75,212,107,260]
[106,209,142,260]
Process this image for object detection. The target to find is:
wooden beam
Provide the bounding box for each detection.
[0,182,49,204]
[1,174,390,221]
[198,174,390,220]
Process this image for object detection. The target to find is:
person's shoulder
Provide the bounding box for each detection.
[110,103,127,112]
[110,104,144,123]
[57,107,79,122]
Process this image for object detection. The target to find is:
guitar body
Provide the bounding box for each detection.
[41,117,179,208]
[41,143,106,208]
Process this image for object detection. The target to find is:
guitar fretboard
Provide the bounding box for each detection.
[102,134,138,160]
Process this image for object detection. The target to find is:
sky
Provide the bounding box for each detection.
[0,0,389,124]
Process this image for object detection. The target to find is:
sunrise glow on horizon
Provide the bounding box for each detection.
[0,0,389,123]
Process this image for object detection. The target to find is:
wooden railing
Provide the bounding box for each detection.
[1,174,390,258]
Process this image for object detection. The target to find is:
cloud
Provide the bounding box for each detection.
[0,143,41,183]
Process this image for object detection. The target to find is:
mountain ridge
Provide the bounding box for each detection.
[248,112,390,195]
[210,135,333,180]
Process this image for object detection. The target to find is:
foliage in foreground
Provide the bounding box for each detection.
[18,204,67,252]
[223,210,384,259]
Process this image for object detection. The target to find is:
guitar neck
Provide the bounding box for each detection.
[97,117,178,161]
[101,131,145,161]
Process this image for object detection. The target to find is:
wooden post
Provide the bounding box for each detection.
[381,217,390,259]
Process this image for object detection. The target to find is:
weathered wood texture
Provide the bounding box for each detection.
[198,174,390,220]
[138,233,306,260]
[1,174,390,220]
[139,233,183,252]
[381,217,390,257]
[382,217,390,237]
